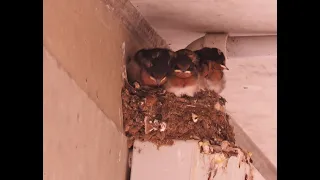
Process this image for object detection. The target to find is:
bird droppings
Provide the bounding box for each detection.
[214,102,224,112]
[192,113,198,122]
[198,140,255,180]
[159,122,167,132]
[122,82,235,148]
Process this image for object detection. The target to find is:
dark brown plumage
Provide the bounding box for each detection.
[126,48,176,88]
[195,47,228,94]
[195,47,228,69]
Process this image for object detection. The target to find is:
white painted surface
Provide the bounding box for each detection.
[226,36,277,58]
[130,0,276,33]
[131,141,196,180]
[131,141,265,180]
[130,0,277,50]
[221,56,277,167]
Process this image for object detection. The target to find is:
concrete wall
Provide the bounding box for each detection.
[43,47,128,180]
[43,0,167,179]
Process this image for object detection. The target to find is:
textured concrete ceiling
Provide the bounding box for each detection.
[131,0,276,34]
[131,0,276,50]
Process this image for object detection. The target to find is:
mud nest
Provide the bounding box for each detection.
[122,83,235,148]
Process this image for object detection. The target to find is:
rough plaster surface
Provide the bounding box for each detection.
[43,0,168,131]
[43,47,128,180]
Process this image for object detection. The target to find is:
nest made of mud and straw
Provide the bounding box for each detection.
[122,84,235,148]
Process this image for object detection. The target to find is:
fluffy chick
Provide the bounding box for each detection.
[126,48,176,89]
[165,49,200,97]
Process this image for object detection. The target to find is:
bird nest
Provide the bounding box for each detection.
[122,82,235,148]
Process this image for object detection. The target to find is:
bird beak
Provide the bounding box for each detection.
[160,77,167,84]
[221,65,229,70]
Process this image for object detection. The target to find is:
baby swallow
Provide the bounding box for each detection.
[195,47,228,94]
[126,48,176,89]
[195,47,228,70]
[165,49,200,97]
